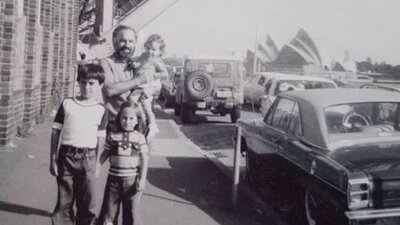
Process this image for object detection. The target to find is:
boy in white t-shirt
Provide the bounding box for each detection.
[50,64,108,225]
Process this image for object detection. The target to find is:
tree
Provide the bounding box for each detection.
[356,57,374,72]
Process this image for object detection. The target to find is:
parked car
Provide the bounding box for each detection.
[243,72,273,106]
[360,83,400,93]
[174,56,244,123]
[259,74,337,117]
[238,89,400,225]
[159,66,182,107]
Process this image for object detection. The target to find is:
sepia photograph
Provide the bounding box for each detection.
[0,0,400,224]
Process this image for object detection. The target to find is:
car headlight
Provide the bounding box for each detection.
[347,177,373,209]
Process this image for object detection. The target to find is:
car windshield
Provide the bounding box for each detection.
[198,63,231,78]
[325,102,400,139]
[274,80,335,95]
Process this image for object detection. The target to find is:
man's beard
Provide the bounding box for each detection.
[117,46,135,58]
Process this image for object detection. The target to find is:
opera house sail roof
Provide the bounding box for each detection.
[274,29,323,66]
[246,28,357,78]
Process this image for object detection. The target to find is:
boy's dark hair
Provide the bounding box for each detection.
[80,53,86,60]
[77,63,105,84]
[144,34,165,54]
[114,101,145,132]
[112,25,137,40]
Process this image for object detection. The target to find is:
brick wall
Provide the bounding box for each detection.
[0,0,23,145]
[23,0,42,128]
[0,0,80,146]
[39,0,53,121]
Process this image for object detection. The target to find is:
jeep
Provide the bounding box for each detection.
[174,57,244,123]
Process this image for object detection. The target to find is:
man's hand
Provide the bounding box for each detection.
[50,161,58,177]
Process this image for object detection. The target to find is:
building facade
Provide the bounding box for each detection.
[0,0,79,146]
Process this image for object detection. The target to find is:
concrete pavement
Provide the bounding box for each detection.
[0,107,286,225]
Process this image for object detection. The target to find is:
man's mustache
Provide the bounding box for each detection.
[119,46,132,54]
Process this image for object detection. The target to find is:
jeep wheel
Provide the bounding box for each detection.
[181,103,191,124]
[230,107,241,123]
[174,102,181,116]
[185,70,213,100]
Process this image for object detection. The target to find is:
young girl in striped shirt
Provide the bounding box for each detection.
[98,101,149,225]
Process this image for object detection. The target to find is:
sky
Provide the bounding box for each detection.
[140,0,400,65]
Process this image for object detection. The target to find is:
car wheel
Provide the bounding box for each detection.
[181,103,191,124]
[230,107,241,123]
[174,101,181,116]
[305,190,334,225]
[305,190,318,225]
[185,70,213,100]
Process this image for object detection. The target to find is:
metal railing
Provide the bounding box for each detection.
[113,0,148,20]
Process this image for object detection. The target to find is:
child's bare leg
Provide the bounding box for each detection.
[141,97,159,140]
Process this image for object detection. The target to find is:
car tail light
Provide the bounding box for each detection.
[347,177,373,209]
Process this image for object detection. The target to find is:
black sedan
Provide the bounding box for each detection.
[238,89,400,225]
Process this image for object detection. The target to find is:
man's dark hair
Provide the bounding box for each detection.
[112,25,137,40]
[77,63,105,84]
[80,53,86,60]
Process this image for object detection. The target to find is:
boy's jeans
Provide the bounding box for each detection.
[52,145,97,225]
[98,175,142,225]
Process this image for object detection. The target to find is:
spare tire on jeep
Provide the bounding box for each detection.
[185,70,213,100]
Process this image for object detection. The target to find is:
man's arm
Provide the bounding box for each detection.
[50,129,61,176]
[100,59,144,97]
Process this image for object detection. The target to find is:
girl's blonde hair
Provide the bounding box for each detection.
[144,34,165,55]
[115,101,145,132]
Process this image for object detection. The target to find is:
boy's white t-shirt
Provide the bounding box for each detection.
[52,98,107,148]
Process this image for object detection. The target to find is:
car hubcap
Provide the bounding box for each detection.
[193,79,206,91]
[305,191,317,225]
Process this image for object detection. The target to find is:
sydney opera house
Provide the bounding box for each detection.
[246,29,358,80]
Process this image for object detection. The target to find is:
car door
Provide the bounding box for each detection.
[278,102,313,175]
[254,97,296,185]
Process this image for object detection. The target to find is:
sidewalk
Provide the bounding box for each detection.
[0,112,285,225]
